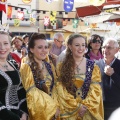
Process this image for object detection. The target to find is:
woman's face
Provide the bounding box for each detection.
[90,37,102,50]
[13,38,23,50]
[68,37,86,58]
[0,34,11,61]
[30,39,49,61]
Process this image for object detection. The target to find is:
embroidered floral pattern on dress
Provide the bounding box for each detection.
[81,59,95,99]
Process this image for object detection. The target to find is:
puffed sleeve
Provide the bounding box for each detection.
[82,65,104,120]
[20,63,57,120]
[55,63,80,119]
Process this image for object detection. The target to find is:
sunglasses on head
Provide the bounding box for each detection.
[92,39,101,43]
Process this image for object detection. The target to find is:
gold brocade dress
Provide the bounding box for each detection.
[20,63,58,120]
[56,63,104,120]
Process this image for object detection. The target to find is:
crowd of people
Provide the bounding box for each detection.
[0,31,120,120]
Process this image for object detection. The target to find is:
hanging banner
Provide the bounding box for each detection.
[84,22,89,26]
[90,23,97,28]
[26,9,32,14]
[64,0,74,12]
[44,16,49,26]
[45,0,52,3]
[0,3,6,12]
[7,6,12,18]
[14,19,20,27]
[17,11,24,20]
[107,22,115,26]
[116,22,120,26]
[22,0,31,4]
[0,3,7,24]
[62,19,68,26]
[30,17,36,26]
[50,11,57,26]
[72,19,79,28]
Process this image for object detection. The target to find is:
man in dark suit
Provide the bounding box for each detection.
[96,38,120,120]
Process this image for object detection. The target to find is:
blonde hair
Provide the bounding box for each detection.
[0,31,11,42]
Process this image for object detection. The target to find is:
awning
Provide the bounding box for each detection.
[76,6,103,17]
[76,0,120,17]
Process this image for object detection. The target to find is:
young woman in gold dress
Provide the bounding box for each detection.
[56,33,104,120]
[20,33,59,120]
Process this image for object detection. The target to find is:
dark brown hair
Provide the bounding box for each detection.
[59,33,86,96]
[28,33,48,93]
[86,34,103,55]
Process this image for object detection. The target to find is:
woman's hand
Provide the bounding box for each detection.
[78,105,87,118]
[21,47,27,59]
[20,113,27,120]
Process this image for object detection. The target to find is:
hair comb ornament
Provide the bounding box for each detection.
[0,23,9,32]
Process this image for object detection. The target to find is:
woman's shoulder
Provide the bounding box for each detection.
[20,62,31,71]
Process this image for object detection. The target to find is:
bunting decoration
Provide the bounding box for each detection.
[107,22,115,26]
[30,14,36,25]
[90,23,97,28]
[7,6,12,18]
[44,16,49,26]
[116,22,120,26]
[50,11,57,26]
[62,19,68,26]
[72,19,79,28]
[17,11,24,20]
[64,0,74,12]
[14,19,20,27]
[26,9,32,14]
[84,22,89,26]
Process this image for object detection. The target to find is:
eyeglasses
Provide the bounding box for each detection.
[92,39,101,44]
[56,39,64,43]
[101,46,116,50]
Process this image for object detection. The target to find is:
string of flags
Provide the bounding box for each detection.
[1,1,120,29]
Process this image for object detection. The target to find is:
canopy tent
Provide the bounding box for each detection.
[80,12,120,23]
[62,25,91,33]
